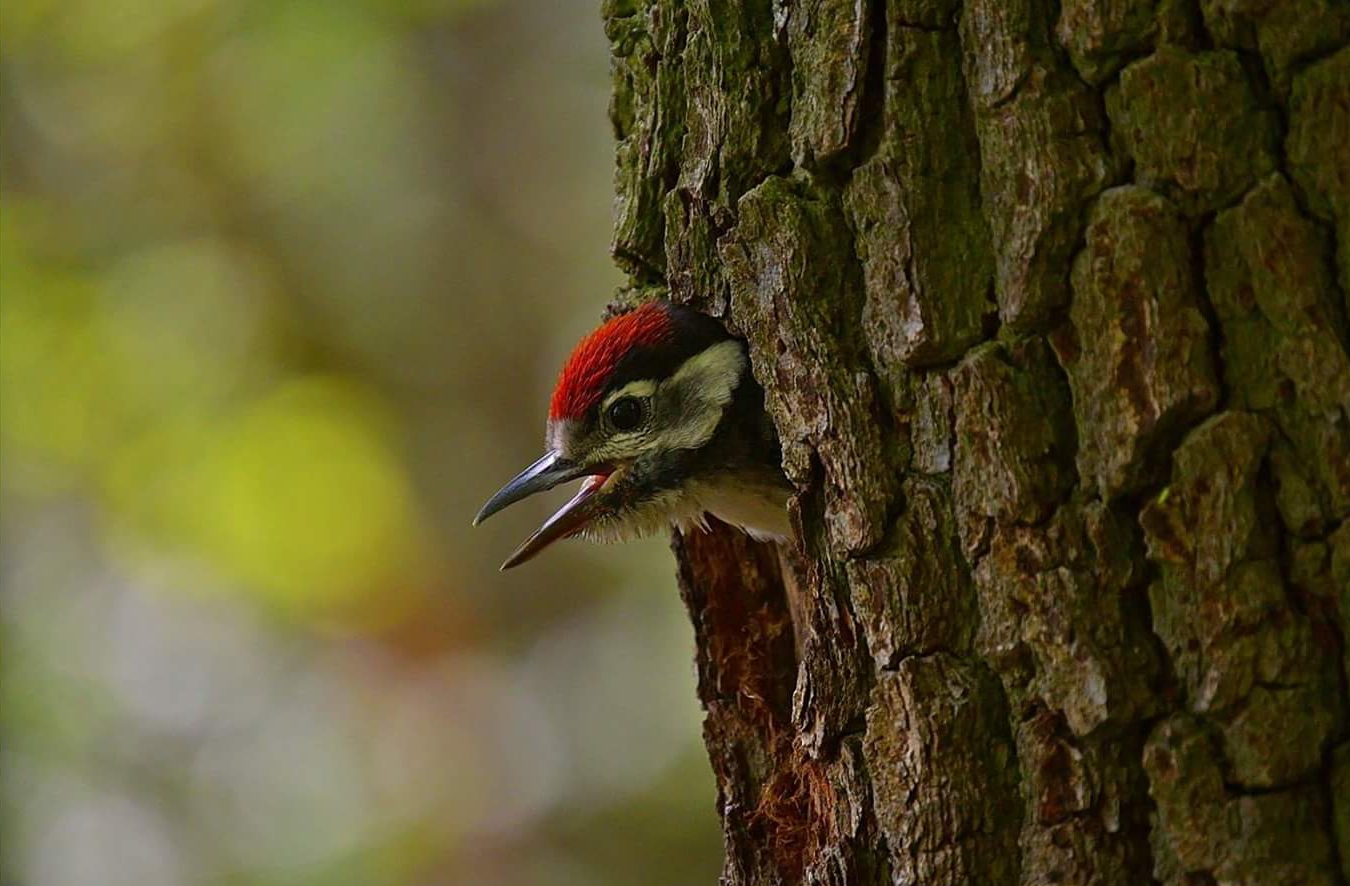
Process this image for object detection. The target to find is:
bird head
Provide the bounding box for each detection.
[473,300,788,569]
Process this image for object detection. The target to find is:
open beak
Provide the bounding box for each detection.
[473,451,613,570]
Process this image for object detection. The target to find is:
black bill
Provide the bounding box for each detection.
[473,451,612,570]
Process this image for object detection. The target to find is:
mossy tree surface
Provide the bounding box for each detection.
[605,1,1350,883]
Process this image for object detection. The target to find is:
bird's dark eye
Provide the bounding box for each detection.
[607,396,644,431]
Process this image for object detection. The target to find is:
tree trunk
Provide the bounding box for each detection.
[605,1,1350,883]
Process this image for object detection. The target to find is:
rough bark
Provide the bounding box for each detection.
[605,1,1350,883]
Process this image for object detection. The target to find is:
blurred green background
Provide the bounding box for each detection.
[0,1,722,884]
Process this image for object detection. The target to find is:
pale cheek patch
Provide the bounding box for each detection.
[654,340,746,453]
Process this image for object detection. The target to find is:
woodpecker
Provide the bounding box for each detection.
[473,300,792,569]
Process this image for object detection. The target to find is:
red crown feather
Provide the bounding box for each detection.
[549,302,674,420]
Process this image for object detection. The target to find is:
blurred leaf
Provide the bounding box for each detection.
[1,0,214,60]
[189,377,425,623]
[0,217,118,491]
